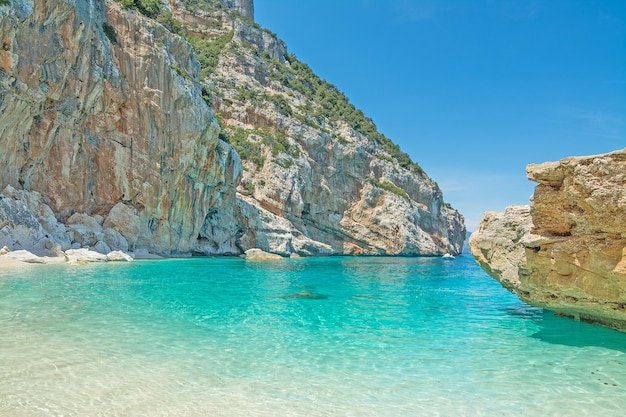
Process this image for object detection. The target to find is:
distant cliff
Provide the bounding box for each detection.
[0,0,465,257]
[470,149,626,331]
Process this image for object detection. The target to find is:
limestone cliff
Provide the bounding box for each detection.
[0,0,465,257]
[0,0,240,255]
[470,149,626,331]
[174,0,466,256]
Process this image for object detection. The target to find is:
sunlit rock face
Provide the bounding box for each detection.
[0,0,239,255]
[0,0,464,257]
[470,149,626,331]
[174,0,466,256]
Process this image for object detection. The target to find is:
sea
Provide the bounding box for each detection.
[1,255,625,416]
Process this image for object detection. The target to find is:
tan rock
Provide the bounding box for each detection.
[471,149,626,331]
[243,248,283,260]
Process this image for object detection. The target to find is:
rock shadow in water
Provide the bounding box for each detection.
[281,290,329,300]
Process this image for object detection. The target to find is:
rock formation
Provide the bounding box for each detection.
[470,149,626,331]
[0,0,239,256]
[0,0,465,257]
[175,0,465,256]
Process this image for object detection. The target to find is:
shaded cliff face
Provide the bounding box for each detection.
[0,0,240,255]
[174,0,466,256]
[470,149,626,331]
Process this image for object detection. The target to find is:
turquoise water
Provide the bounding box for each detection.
[1,256,625,416]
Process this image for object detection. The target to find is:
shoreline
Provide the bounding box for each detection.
[0,251,470,271]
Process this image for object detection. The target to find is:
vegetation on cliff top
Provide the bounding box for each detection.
[275,53,424,176]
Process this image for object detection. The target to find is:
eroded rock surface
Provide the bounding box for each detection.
[470,149,626,331]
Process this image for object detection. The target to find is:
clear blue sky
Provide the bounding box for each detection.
[255,0,626,231]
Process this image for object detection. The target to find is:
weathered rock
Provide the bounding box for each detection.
[0,0,464,259]
[102,227,129,252]
[3,249,48,264]
[106,250,134,262]
[93,240,112,254]
[102,203,141,250]
[1,186,71,250]
[470,149,626,331]
[188,3,466,256]
[243,248,284,260]
[65,248,108,263]
[236,196,334,256]
[0,0,232,256]
[67,213,103,233]
[0,190,48,250]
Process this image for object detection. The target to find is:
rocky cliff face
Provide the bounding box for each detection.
[0,0,240,255]
[175,0,465,256]
[0,0,465,257]
[470,149,626,331]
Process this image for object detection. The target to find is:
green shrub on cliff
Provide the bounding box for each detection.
[187,30,234,79]
[157,11,183,35]
[0,0,9,6]
[371,178,410,200]
[102,23,118,45]
[274,53,424,176]
[117,0,161,18]
[221,127,266,168]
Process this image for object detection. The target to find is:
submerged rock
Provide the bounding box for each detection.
[282,290,329,300]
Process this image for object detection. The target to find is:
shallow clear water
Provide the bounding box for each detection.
[1,255,625,416]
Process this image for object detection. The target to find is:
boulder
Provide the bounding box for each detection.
[243,248,284,260]
[107,251,134,262]
[65,248,108,263]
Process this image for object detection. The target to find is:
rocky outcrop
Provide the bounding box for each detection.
[470,149,626,331]
[220,0,254,20]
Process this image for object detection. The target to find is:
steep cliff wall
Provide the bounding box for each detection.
[0,0,465,257]
[0,0,240,255]
[174,0,466,256]
[470,149,626,331]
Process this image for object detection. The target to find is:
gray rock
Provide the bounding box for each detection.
[67,213,103,233]
[93,240,112,255]
[103,203,141,251]
[103,228,129,252]
[4,249,47,263]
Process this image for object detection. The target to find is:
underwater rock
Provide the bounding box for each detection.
[282,290,329,300]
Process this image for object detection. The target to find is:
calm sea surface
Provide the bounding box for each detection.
[1,255,625,416]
